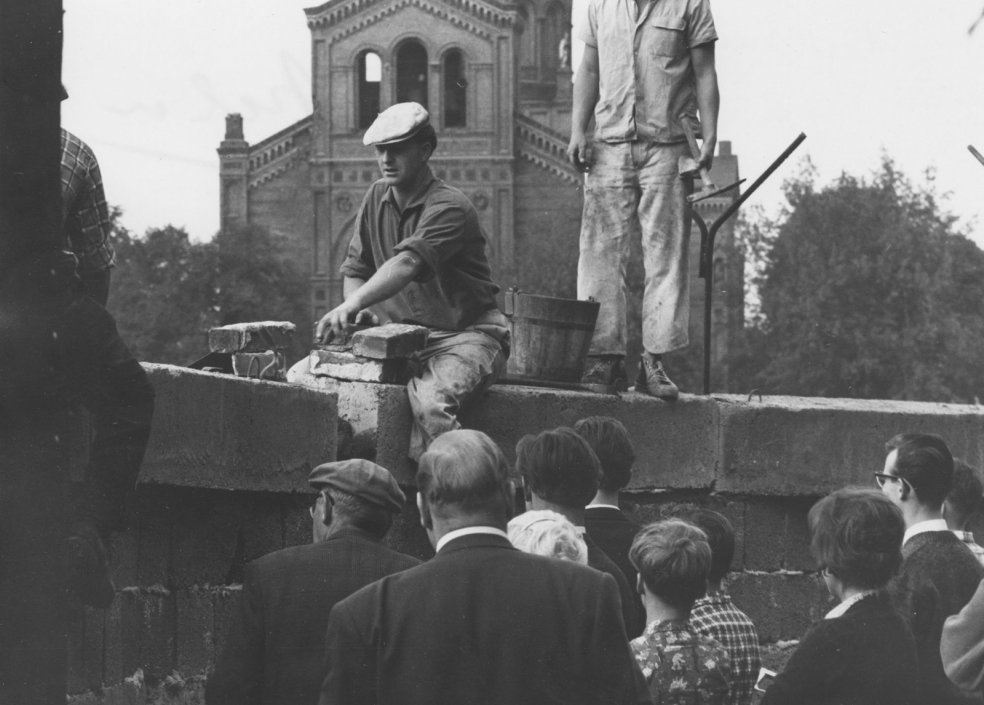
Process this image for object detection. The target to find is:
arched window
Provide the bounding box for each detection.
[357,50,382,128]
[517,3,536,80]
[443,50,466,127]
[396,40,428,108]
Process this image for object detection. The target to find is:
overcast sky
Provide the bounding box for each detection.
[62,0,984,246]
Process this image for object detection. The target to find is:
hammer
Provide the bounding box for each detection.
[678,118,744,203]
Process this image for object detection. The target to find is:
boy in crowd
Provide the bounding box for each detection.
[629,518,731,704]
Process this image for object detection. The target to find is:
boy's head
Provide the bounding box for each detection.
[573,416,635,493]
[515,427,600,509]
[676,508,735,586]
[629,518,711,613]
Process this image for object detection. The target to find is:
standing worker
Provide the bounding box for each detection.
[567,0,719,398]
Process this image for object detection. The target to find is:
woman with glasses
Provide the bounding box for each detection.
[760,488,919,705]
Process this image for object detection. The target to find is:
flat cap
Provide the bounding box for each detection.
[308,459,405,513]
[363,102,430,146]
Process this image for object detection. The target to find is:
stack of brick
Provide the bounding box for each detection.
[307,323,429,384]
[208,321,296,381]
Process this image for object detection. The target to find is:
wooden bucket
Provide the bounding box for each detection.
[504,290,600,384]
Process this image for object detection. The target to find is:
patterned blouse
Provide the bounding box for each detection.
[631,618,731,705]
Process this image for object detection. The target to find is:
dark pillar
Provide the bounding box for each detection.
[0,2,70,703]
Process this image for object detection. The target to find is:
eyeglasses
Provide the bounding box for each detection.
[873,472,907,489]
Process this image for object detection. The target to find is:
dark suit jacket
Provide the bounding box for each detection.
[585,505,640,587]
[320,532,651,705]
[889,530,984,705]
[761,592,919,705]
[584,531,644,638]
[206,528,420,705]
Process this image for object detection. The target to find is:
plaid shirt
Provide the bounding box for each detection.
[60,129,115,273]
[690,589,761,705]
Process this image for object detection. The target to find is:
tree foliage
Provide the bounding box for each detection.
[109,218,310,365]
[734,158,984,403]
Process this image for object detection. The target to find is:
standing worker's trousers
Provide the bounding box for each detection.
[577,140,692,357]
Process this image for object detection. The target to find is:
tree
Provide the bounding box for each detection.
[735,158,984,403]
[109,219,310,364]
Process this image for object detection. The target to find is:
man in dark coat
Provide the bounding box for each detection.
[320,429,650,705]
[206,459,419,705]
[576,416,641,585]
[518,425,644,637]
[880,433,984,704]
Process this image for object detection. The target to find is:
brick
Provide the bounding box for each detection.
[83,606,107,691]
[134,488,173,587]
[208,321,296,353]
[231,351,285,380]
[351,323,429,359]
[783,497,817,572]
[308,349,411,384]
[66,607,87,695]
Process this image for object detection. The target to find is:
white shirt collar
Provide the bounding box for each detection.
[825,590,877,620]
[435,526,509,553]
[903,518,949,545]
[586,503,620,511]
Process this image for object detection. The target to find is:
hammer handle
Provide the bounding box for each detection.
[679,119,715,187]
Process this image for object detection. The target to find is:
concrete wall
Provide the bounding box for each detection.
[65,365,984,702]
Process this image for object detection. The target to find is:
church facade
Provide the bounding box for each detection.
[217,0,744,389]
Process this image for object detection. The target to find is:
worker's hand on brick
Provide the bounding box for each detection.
[316,302,377,342]
[567,133,593,172]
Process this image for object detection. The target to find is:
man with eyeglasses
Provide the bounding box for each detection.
[878,433,984,705]
[206,459,419,705]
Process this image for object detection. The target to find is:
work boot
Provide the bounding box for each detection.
[66,522,115,608]
[636,354,679,400]
[580,355,628,393]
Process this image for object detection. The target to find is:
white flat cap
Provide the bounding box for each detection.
[363,102,430,146]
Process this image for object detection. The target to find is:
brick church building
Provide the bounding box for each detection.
[217,0,743,389]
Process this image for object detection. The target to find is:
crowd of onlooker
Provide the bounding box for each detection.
[205,420,984,705]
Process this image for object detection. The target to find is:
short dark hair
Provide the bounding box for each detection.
[947,460,984,522]
[516,427,600,508]
[808,487,904,590]
[630,519,710,612]
[886,433,954,507]
[329,489,393,539]
[573,416,635,492]
[416,429,513,523]
[409,124,438,152]
[677,508,735,584]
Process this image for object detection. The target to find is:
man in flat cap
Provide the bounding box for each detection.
[206,459,419,705]
[315,102,509,461]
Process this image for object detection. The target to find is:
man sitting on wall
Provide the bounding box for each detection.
[315,102,509,461]
[206,459,419,705]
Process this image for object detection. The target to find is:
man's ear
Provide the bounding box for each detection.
[899,478,912,502]
[416,491,433,530]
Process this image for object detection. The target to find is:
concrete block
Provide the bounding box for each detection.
[742,499,787,572]
[141,365,337,493]
[66,608,87,695]
[729,572,828,643]
[211,586,242,661]
[308,349,411,384]
[176,588,214,673]
[283,493,314,549]
[783,497,817,572]
[170,489,244,587]
[119,588,175,685]
[134,488,172,587]
[717,394,984,496]
[351,323,429,359]
[208,321,296,353]
[242,493,286,562]
[464,386,720,490]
